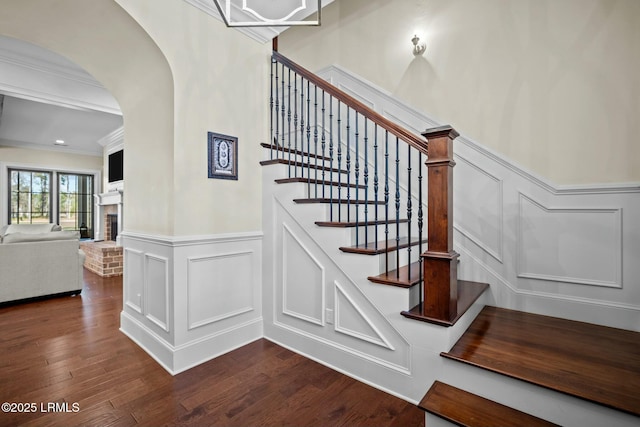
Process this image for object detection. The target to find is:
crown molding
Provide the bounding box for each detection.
[97,126,124,148]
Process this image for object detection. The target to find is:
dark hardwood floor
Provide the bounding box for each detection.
[0,269,424,427]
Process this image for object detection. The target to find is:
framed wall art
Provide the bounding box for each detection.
[207,131,238,180]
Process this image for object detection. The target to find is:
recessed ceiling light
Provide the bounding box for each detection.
[54,140,65,145]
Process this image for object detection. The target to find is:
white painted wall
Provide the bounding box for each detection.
[278,0,640,186]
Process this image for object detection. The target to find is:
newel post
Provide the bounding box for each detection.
[422,125,460,323]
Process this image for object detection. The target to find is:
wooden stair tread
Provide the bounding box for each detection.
[260,142,331,161]
[340,238,427,255]
[419,381,559,427]
[260,159,346,174]
[441,306,640,416]
[276,177,365,189]
[401,280,489,326]
[315,219,409,228]
[368,261,422,288]
[294,198,384,205]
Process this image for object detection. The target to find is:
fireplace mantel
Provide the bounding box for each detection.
[94,190,123,245]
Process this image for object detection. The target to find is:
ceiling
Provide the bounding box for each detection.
[0,36,123,156]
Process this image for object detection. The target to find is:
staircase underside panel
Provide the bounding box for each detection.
[442,306,640,417]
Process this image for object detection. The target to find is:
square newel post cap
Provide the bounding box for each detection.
[422,125,460,141]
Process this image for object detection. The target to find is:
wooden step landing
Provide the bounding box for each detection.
[442,306,640,416]
[340,237,427,255]
[419,381,559,427]
[401,280,489,326]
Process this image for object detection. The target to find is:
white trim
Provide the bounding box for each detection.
[143,253,171,332]
[120,230,264,246]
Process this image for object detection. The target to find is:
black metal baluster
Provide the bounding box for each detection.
[293,72,298,177]
[321,90,326,198]
[314,85,318,198]
[395,136,400,277]
[299,77,305,178]
[329,96,334,221]
[269,56,274,159]
[364,118,369,247]
[274,59,279,159]
[406,147,412,279]
[281,63,286,161]
[418,152,424,305]
[337,103,342,222]
[374,124,379,250]
[355,113,359,247]
[287,67,292,177]
[384,131,390,274]
[306,81,311,194]
[346,107,351,222]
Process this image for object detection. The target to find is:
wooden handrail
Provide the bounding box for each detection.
[272,51,428,155]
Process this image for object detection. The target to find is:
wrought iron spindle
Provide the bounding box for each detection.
[274,59,279,159]
[314,86,319,198]
[395,136,401,278]
[269,57,274,159]
[329,96,334,220]
[407,147,412,279]
[384,131,390,274]
[321,90,326,198]
[418,152,424,305]
[281,63,286,163]
[346,107,351,222]
[306,80,311,193]
[337,103,342,222]
[364,118,369,246]
[300,77,305,178]
[374,124,379,249]
[293,72,298,177]
[355,112,359,246]
[287,67,292,177]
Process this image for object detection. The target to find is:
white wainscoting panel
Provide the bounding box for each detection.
[187,251,255,329]
[455,154,504,262]
[124,248,144,314]
[144,254,170,332]
[282,223,326,326]
[120,231,263,375]
[334,281,393,350]
[517,193,622,288]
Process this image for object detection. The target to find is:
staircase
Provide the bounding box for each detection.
[261,50,640,427]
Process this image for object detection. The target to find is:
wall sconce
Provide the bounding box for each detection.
[412,35,426,56]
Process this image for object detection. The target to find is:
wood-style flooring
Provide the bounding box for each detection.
[0,269,423,427]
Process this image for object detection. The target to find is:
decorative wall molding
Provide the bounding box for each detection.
[516,193,622,289]
[454,153,504,263]
[282,223,325,326]
[144,254,170,332]
[334,281,394,350]
[124,248,144,314]
[187,251,255,330]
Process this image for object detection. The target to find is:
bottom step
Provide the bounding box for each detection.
[419,381,558,427]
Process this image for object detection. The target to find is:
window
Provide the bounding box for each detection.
[9,169,52,224]
[58,173,94,237]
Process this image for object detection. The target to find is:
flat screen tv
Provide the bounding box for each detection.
[108,150,123,183]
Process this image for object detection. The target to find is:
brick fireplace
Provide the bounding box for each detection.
[79,191,123,277]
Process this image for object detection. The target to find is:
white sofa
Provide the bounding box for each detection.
[0,223,86,304]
